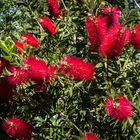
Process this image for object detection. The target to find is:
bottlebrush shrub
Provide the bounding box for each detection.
[59,55,94,80]
[2,116,32,140]
[105,95,133,121]
[38,16,57,35]
[0,1,140,140]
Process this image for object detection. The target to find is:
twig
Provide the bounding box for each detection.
[61,0,68,11]
[60,112,83,134]
[133,0,140,8]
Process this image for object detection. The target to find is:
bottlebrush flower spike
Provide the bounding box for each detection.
[59,55,94,80]
[14,40,24,54]
[84,132,99,140]
[102,6,120,29]
[99,25,128,59]
[20,33,40,47]
[38,16,57,35]
[0,78,14,102]
[105,96,133,121]
[22,56,49,80]
[130,23,140,49]
[2,116,32,140]
[85,16,99,51]
[47,0,60,17]
[46,65,58,83]
[6,65,29,85]
[96,15,107,43]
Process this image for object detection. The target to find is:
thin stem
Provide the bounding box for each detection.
[133,0,140,8]
[104,58,112,95]
[60,112,83,134]
[61,0,68,11]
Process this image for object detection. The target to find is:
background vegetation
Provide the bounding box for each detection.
[0,0,140,139]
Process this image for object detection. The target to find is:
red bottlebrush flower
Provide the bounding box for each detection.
[38,16,57,35]
[46,65,58,83]
[84,132,99,140]
[14,40,24,54]
[2,116,32,140]
[130,23,140,49]
[6,65,29,85]
[47,0,60,17]
[105,96,133,121]
[102,6,120,29]
[20,33,40,47]
[96,15,107,43]
[0,78,14,102]
[99,25,128,59]
[0,58,9,75]
[59,55,94,80]
[22,56,49,80]
[85,16,99,51]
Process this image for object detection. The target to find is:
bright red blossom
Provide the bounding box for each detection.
[38,16,57,35]
[85,16,99,51]
[47,0,60,17]
[46,65,58,83]
[84,132,99,140]
[20,33,40,47]
[130,23,140,49]
[3,116,32,140]
[99,25,128,59]
[102,6,120,29]
[14,40,24,54]
[22,56,49,80]
[105,96,133,121]
[6,65,29,85]
[59,56,94,80]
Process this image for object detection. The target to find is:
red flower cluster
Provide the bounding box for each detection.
[47,0,60,17]
[105,96,133,121]
[59,55,94,80]
[85,6,130,59]
[84,132,99,140]
[46,65,58,83]
[99,25,129,58]
[22,56,49,81]
[20,33,40,47]
[6,65,29,85]
[38,16,57,35]
[14,33,40,54]
[14,40,24,54]
[102,6,120,29]
[130,23,140,49]
[2,116,32,140]
[85,16,99,51]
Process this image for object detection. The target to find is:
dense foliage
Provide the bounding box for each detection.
[0,0,140,139]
